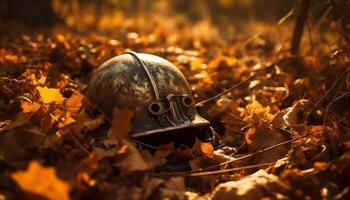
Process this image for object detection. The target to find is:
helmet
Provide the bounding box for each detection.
[86,52,213,144]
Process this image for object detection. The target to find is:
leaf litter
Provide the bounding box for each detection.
[0,18,350,200]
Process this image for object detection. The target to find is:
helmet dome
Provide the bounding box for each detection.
[87,52,212,141]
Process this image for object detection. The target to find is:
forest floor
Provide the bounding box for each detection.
[0,20,350,200]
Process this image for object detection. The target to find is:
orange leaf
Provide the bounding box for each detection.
[107,108,134,139]
[21,100,41,113]
[36,86,64,104]
[200,142,214,158]
[65,91,84,113]
[191,138,214,157]
[11,161,70,200]
[57,111,76,128]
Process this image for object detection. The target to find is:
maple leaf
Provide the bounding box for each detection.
[11,161,70,200]
[107,108,134,139]
[36,86,64,104]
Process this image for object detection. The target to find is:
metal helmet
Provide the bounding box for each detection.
[86,52,213,142]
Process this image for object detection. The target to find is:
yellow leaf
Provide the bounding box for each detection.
[11,161,70,200]
[190,59,203,70]
[107,108,134,139]
[36,86,64,104]
[30,73,47,85]
[65,92,84,113]
[208,55,237,69]
[240,101,275,122]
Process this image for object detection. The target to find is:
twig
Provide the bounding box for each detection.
[156,162,274,177]
[131,139,158,150]
[309,71,348,120]
[50,112,90,154]
[196,75,255,107]
[155,131,317,177]
[278,0,297,25]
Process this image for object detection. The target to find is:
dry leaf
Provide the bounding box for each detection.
[57,111,76,128]
[0,128,45,166]
[208,170,288,200]
[11,161,70,200]
[21,100,41,113]
[107,108,134,139]
[72,111,105,135]
[239,101,275,122]
[201,142,214,158]
[65,91,84,113]
[191,138,214,158]
[36,86,64,104]
[114,140,150,173]
[140,150,167,168]
[94,145,128,160]
[246,115,290,163]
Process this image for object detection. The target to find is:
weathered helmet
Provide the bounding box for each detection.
[86,52,213,144]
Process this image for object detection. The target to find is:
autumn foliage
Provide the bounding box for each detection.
[1,1,350,200]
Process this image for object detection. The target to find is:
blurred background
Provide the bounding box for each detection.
[0,0,347,31]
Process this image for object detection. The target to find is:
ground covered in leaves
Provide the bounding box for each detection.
[0,21,350,200]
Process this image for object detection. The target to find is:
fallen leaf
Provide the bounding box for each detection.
[21,100,41,113]
[238,101,275,122]
[208,170,288,200]
[71,111,105,135]
[94,145,128,160]
[65,91,84,113]
[191,138,214,158]
[36,86,64,104]
[201,142,214,158]
[245,115,290,163]
[30,73,46,85]
[11,161,70,200]
[113,140,150,173]
[140,150,167,168]
[107,108,134,139]
[57,111,76,128]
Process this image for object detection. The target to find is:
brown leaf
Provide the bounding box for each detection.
[208,170,288,200]
[113,140,150,173]
[140,150,167,168]
[65,91,84,113]
[107,108,134,139]
[246,115,290,163]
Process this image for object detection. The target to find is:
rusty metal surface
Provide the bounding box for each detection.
[87,52,211,138]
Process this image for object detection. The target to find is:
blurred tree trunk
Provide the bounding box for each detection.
[2,0,60,27]
[291,0,311,55]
